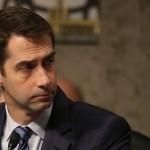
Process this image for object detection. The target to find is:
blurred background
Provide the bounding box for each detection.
[0,0,150,137]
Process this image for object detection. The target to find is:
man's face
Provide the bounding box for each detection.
[0,34,57,113]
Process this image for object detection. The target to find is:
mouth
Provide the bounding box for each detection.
[31,89,56,101]
[32,92,52,99]
[35,93,51,99]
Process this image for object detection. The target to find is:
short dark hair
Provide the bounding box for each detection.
[0,6,55,71]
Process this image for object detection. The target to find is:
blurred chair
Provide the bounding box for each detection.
[68,0,101,19]
[58,79,83,102]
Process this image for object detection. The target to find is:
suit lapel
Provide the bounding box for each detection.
[41,87,73,150]
[41,130,72,150]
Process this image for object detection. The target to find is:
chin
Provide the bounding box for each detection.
[37,101,51,110]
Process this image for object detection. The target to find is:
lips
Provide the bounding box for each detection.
[34,93,50,98]
[31,89,56,100]
[37,94,50,98]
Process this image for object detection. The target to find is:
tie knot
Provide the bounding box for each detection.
[14,126,32,142]
[9,126,32,150]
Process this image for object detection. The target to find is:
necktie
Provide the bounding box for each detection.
[9,126,32,150]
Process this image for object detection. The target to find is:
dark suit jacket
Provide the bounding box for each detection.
[0,87,131,150]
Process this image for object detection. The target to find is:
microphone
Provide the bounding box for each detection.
[8,132,20,150]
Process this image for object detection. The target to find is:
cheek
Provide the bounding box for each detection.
[2,74,32,95]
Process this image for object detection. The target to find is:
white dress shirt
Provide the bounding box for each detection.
[1,104,52,150]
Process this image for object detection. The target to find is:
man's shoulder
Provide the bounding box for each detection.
[69,101,129,128]
[70,101,118,118]
[67,101,131,147]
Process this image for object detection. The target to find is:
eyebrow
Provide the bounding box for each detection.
[44,51,56,60]
[15,51,56,69]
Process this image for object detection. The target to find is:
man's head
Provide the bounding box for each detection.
[0,6,55,75]
[0,7,57,115]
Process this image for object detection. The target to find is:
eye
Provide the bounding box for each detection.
[44,57,55,67]
[19,64,34,71]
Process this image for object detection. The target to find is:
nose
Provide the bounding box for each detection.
[35,67,50,88]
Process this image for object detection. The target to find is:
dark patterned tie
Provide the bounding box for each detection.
[10,126,32,150]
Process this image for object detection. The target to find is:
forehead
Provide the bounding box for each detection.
[6,34,53,61]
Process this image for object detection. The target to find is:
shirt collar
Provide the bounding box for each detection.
[28,104,53,139]
[5,103,53,141]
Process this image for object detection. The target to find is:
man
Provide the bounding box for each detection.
[0,6,131,150]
